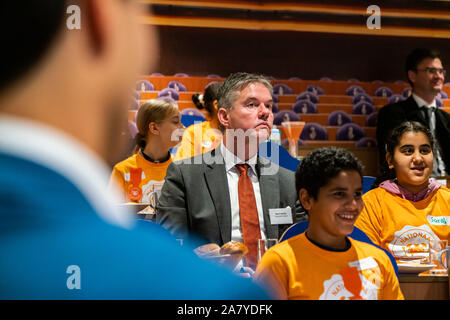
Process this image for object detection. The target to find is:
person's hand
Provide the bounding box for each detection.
[235,266,255,278]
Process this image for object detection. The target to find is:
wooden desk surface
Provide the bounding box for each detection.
[399,275,449,300]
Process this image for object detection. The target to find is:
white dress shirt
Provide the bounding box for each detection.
[219,143,267,244]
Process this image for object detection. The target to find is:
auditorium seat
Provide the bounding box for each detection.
[356,137,377,147]
[281,138,305,148]
[277,95,296,104]
[177,100,197,110]
[352,93,373,105]
[292,100,317,114]
[136,79,154,92]
[158,88,179,101]
[336,123,365,141]
[306,84,325,95]
[296,91,320,104]
[180,108,205,119]
[300,123,328,140]
[327,125,375,140]
[140,91,158,100]
[402,87,412,98]
[174,73,189,77]
[273,110,300,125]
[437,90,448,100]
[345,85,365,96]
[327,110,352,126]
[317,104,353,114]
[128,110,137,122]
[272,103,279,113]
[273,84,293,95]
[374,86,393,98]
[318,95,352,104]
[353,101,375,115]
[388,94,404,104]
[168,81,187,92]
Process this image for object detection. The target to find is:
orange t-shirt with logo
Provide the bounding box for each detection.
[174,120,222,161]
[108,152,172,206]
[254,233,403,300]
[355,187,450,263]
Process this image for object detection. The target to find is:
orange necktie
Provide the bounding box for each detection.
[236,164,261,269]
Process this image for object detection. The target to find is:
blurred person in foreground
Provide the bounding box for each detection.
[174,81,223,161]
[0,1,268,299]
[157,72,303,272]
[376,48,450,178]
[254,148,403,300]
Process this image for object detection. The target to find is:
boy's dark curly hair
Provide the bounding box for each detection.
[295,147,363,199]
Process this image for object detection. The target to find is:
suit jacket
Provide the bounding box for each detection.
[0,152,268,299]
[156,147,301,245]
[376,96,450,173]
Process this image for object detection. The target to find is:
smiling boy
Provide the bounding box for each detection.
[254,147,404,300]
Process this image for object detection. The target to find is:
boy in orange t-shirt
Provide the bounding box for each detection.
[254,147,403,300]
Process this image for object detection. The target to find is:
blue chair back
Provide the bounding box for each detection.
[279,221,399,277]
[180,114,205,128]
[362,176,376,194]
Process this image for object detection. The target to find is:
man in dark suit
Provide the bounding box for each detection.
[157,72,302,269]
[377,48,450,177]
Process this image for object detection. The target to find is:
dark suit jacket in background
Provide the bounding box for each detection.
[376,96,450,173]
[156,147,301,245]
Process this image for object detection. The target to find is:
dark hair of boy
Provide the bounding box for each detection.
[373,121,435,187]
[295,147,364,200]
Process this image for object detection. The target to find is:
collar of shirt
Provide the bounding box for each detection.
[219,142,258,176]
[0,114,134,229]
[412,93,436,109]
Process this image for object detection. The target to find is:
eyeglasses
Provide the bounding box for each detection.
[416,67,446,77]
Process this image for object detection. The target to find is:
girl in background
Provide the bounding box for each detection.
[356,121,450,263]
[174,81,222,161]
[109,99,184,207]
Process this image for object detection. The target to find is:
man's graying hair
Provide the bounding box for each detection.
[217,72,273,112]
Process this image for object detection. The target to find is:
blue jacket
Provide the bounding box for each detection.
[0,153,268,299]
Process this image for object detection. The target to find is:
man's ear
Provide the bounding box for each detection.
[386,152,394,169]
[299,189,313,211]
[407,70,417,86]
[217,107,229,129]
[84,0,112,56]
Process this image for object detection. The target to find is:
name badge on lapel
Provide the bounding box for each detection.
[269,206,293,225]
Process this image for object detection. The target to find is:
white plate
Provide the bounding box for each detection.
[397,263,437,274]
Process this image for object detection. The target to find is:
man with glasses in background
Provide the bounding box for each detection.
[377,48,450,177]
